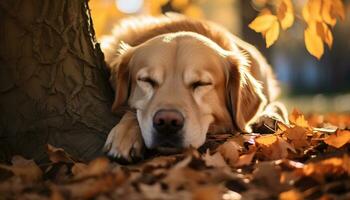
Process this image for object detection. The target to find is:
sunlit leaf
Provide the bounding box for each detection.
[277,0,294,30]
[304,22,324,59]
[249,14,278,32]
[316,22,333,48]
[265,20,280,47]
[324,130,350,148]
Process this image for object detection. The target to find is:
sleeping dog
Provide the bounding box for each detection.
[102,14,286,162]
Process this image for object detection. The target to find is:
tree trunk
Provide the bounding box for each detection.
[0,0,117,163]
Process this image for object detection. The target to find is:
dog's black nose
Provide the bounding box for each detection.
[153,109,184,134]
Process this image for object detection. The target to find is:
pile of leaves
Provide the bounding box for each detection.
[0,110,349,200]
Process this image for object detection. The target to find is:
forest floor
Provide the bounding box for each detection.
[0,109,349,200]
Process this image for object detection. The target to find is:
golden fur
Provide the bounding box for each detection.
[102,14,281,161]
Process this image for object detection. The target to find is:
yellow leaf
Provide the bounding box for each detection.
[324,130,350,148]
[171,0,189,10]
[249,14,278,32]
[332,0,346,20]
[316,22,333,48]
[322,0,337,26]
[265,20,280,47]
[303,0,323,23]
[277,0,294,30]
[304,22,324,59]
[183,4,203,18]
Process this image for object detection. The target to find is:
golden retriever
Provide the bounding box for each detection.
[102,14,284,162]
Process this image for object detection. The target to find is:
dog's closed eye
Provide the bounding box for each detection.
[191,81,212,90]
[138,77,158,87]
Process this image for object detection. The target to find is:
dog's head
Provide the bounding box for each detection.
[109,32,266,151]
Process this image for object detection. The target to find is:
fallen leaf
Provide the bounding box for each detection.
[285,126,309,149]
[234,151,256,167]
[202,150,228,168]
[255,134,277,146]
[0,155,42,182]
[218,140,240,166]
[192,185,223,200]
[46,144,76,163]
[72,157,110,179]
[324,129,350,148]
[279,189,303,200]
[289,109,310,129]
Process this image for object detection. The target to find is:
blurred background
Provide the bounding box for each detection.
[89,0,350,113]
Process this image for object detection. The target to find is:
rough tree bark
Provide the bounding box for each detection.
[0,0,117,163]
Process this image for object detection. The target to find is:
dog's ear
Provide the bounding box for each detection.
[109,42,134,112]
[226,55,267,132]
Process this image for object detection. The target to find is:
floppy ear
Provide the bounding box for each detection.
[109,42,134,112]
[226,56,267,132]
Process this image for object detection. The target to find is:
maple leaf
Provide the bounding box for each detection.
[285,126,310,150]
[289,109,310,128]
[324,129,350,148]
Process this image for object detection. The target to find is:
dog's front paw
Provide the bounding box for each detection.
[104,122,144,163]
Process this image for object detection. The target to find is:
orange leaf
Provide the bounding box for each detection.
[255,134,277,146]
[217,140,240,166]
[316,22,333,48]
[279,189,304,200]
[304,22,324,59]
[249,14,278,32]
[324,130,350,148]
[332,0,346,20]
[265,20,280,47]
[322,0,337,26]
[303,0,323,22]
[277,0,294,30]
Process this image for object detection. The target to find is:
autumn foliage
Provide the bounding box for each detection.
[0,109,349,199]
[249,0,346,59]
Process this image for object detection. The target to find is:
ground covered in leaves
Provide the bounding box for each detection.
[0,110,349,200]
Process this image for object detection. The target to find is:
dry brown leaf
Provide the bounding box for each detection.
[46,144,76,163]
[324,129,350,148]
[296,154,350,182]
[192,185,223,200]
[202,150,229,168]
[277,0,294,30]
[217,140,240,166]
[279,189,303,200]
[249,14,278,32]
[285,126,309,150]
[0,155,42,182]
[289,109,311,129]
[256,135,295,160]
[304,22,324,59]
[234,151,256,167]
[72,157,110,179]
